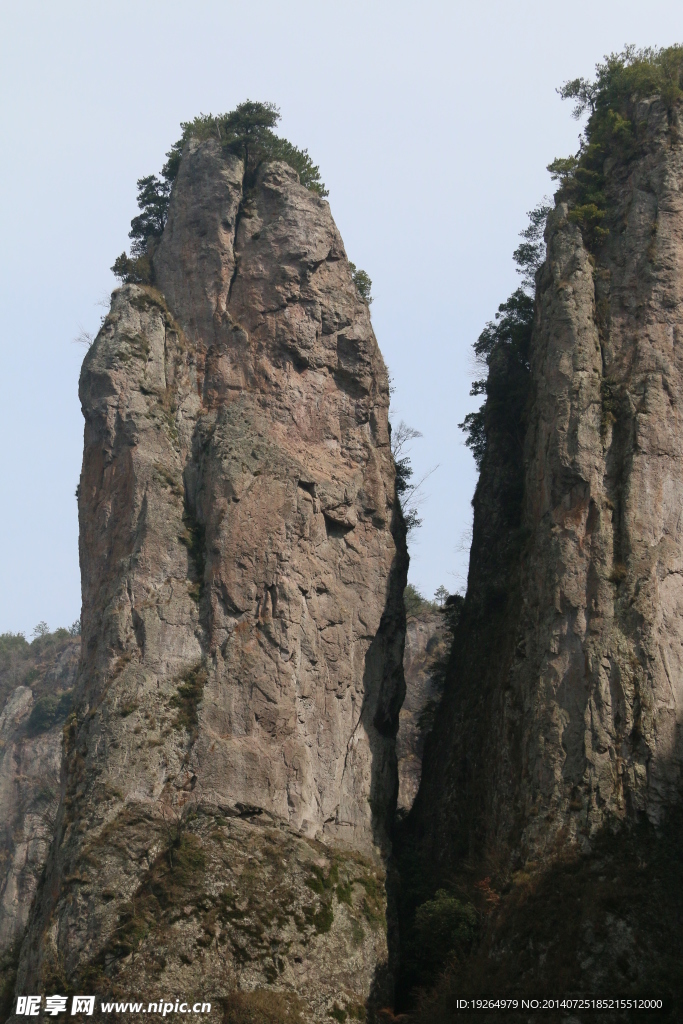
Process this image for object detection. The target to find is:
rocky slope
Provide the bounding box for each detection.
[13,139,406,1021]
[0,633,79,1009]
[399,90,683,1018]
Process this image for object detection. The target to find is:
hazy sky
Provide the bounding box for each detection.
[1,0,682,636]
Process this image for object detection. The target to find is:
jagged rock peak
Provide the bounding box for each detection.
[15,138,407,1021]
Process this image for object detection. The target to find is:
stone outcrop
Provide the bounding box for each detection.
[0,635,78,993]
[401,94,683,1013]
[417,94,683,866]
[396,608,445,811]
[14,140,406,1021]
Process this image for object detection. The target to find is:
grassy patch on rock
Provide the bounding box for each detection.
[221,989,306,1024]
[169,663,207,740]
[76,811,383,1013]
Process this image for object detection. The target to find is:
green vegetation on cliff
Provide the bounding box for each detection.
[169,663,207,742]
[459,198,546,480]
[411,811,683,1022]
[175,101,327,195]
[394,47,683,1019]
[112,100,328,285]
[348,262,373,304]
[549,44,683,247]
[0,625,79,717]
[459,288,534,473]
[403,584,435,617]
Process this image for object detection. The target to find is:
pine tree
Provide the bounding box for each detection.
[113,101,329,285]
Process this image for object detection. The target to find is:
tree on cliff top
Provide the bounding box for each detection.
[459,198,542,475]
[112,100,328,284]
[459,288,534,471]
[175,101,328,196]
[458,46,683,471]
[462,46,683,481]
[549,44,683,248]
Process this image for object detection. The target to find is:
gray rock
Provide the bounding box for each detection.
[15,140,406,1020]
[0,637,79,960]
[415,97,683,869]
[396,609,445,811]
[399,91,683,1017]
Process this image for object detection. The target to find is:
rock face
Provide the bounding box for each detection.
[417,95,683,866]
[0,635,78,972]
[396,609,445,812]
[15,140,406,1021]
[402,95,683,1011]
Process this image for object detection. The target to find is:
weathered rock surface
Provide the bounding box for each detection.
[417,95,683,867]
[15,140,406,1020]
[396,608,445,811]
[0,635,78,965]
[402,95,683,1014]
[502,96,683,855]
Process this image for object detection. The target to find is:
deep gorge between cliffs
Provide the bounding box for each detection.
[4,62,683,1023]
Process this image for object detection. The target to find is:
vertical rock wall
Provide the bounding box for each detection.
[0,639,79,962]
[15,140,406,1021]
[396,608,446,812]
[415,97,683,869]
[397,93,683,1017]
[507,96,683,854]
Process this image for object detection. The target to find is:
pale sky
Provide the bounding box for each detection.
[1,0,682,635]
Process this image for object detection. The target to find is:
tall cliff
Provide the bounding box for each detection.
[396,603,447,813]
[15,137,406,1021]
[0,632,79,1015]
[400,57,683,1018]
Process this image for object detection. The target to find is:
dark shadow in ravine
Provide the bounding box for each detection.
[359,499,408,1019]
[393,790,683,1024]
